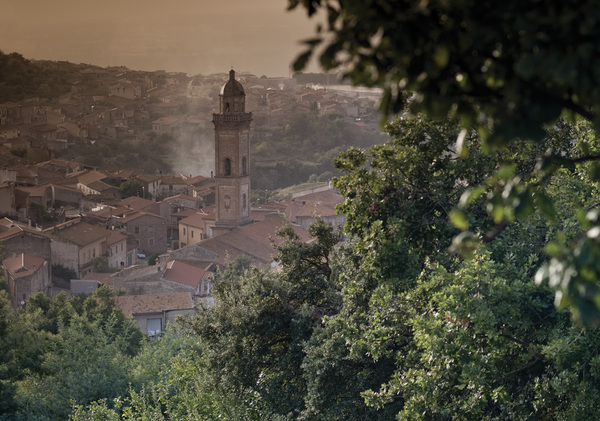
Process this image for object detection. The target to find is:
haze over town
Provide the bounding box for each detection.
[1,0,321,77]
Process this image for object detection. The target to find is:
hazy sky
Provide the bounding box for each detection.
[1,0,322,77]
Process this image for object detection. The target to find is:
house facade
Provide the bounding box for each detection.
[152,117,180,134]
[3,253,51,307]
[44,219,111,278]
[113,292,195,336]
[0,219,52,260]
[178,212,209,248]
[116,211,168,256]
[106,231,132,269]
[0,183,16,216]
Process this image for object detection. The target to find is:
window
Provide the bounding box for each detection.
[148,238,154,246]
[224,158,231,176]
[183,228,186,235]
[148,226,154,235]
[135,226,140,234]
[147,318,162,336]
[191,231,194,238]
[242,156,247,175]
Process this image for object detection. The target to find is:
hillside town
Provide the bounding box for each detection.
[0,64,368,335]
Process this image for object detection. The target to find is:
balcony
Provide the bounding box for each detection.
[212,112,253,123]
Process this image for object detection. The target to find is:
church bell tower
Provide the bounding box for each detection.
[212,69,252,235]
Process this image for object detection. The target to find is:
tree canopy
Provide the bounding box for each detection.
[289,0,600,146]
[5,115,598,419]
[6,1,600,418]
[289,0,600,322]
[0,51,74,102]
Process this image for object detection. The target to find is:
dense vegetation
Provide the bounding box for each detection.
[3,114,600,419]
[290,0,600,322]
[56,133,175,174]
[252,111,388,190]
[4,0,600,418]
[57,112,387,193]
[0,51,74,102]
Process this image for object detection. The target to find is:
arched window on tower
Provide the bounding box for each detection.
[242,156,247,176]
[224,158,231,176]
[225,102,230,112]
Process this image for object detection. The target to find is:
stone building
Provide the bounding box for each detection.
[3,253,51,307]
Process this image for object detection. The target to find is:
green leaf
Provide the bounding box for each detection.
[293,50,312,71]
[534,190,557,223]
[433,46,450,69]
[589,162,600,182]
[459,186,486,208]
[514,190,534,218]
[496,164,517,180]
[544,242,561,256]
[450,209,469,230]
[456,129,469,159]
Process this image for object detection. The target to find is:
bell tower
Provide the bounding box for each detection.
[212,69,252,235]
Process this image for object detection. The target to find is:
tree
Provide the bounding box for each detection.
[52,264,77,283]
[289,0,600,323]
[289,0,600,146]
[293,114,600,419]
[13,315,134,420]
[190,219,342,419]
[91,256,114,273]
[0,286,145,420]
[118,179,146,199]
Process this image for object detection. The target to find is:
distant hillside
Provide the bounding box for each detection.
[0,51,76,102]
[293,72,348,86]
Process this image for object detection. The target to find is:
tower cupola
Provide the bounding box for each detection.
[219,69,246,113]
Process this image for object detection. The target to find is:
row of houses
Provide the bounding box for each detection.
[1,166,344,336]
[0,66,353,337]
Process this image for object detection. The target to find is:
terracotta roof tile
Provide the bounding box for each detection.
[3,253,46,279]
[179,212,209,229]
[119,210,165,224]
[45,220,110,246]
[106,231,128,246]
[113,292,194,316]
[82,272,114,285]
[296,202,337,218]
[0,224,49,241]
[292,189,343,204]
[162,260,206,287]
[172,209,199,218]
[196,214,310,266]
[118,196,156,210]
